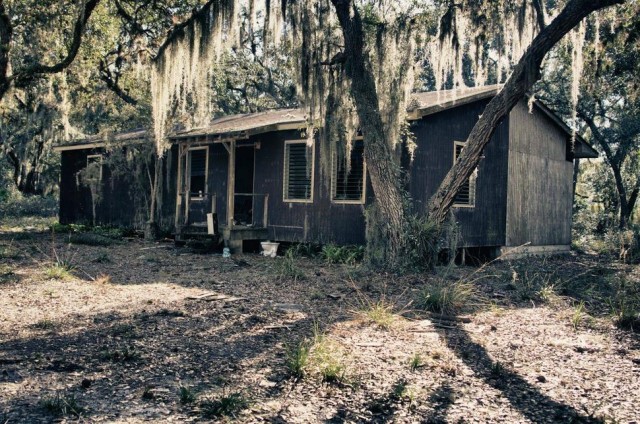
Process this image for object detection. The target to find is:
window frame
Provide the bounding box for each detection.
[86,154,103,181]
[283,139,315,203]
[187,146,209,201]
[452,140,477,208]
[331,137,367,205]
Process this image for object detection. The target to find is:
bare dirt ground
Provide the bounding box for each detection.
[0,228,639,423]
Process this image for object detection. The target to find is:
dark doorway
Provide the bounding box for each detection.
[188,147,208,224]
[234,146,254,225]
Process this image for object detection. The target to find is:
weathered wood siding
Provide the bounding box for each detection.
[408,99,510,247]
[506,100,573,247]
[59,145,177,230]
[251,130,370,245]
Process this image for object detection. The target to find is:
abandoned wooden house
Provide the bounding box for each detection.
[55,85,598,255]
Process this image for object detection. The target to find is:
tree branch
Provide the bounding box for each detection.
[2,0,102,100]
[98,58,138,105]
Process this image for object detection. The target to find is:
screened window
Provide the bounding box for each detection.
[284,141,314,202]
[332,140,366,203]
[453,141,476,207]
[189,148,208,198]
[86,154,103,181]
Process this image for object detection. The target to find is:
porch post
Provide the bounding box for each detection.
[174,143,184,231]
[227,140,236,228]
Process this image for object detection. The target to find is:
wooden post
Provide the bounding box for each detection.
[227,140,236,228]
[263,194,269,228]
[174,143,184,231]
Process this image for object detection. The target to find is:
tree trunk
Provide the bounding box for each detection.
[428,0,625,226]
[581,113,635,229]
[330,0,406,264]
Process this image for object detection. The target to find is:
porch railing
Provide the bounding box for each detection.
[232,193,269,228]
[178,192,269,230]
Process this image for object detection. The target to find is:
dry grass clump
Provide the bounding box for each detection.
[418,278,481,315]
[284,325,349,384]
[44,264,74,281]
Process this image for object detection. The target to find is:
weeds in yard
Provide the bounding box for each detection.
[200,392,249,419]
[0,265,16,284]
[285,340,311,378]
[418,279,479,315]
[44,264,74,280]
[0,243,21,260]
[409,353,424,371]
[178,386,198,404]
[40,391,83,417]
[490,361,505,378]
[321,244,364,265]
[354,299,397,329]
[310,329,347,384]
[391,380,415,403]
[95,274,111,284]
[276,248,305,281]
[607,276,640,332]
[287,324,349,384]
[99,345,140,362]
[571,301,588,330]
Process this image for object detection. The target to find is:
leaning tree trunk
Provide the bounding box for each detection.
[330,0,407,265]
[428,0,626,226]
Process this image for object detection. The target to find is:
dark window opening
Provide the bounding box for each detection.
[453,142,476,206]
[284,142,313,201]
[190,149,207,197]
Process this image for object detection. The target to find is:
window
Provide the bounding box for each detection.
[283,140,314,202]
[86,154,103,181]
[332,139,366,203]
[453,141,476,207]
[188,147,208,198]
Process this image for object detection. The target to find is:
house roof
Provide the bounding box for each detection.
[55,85,597,158]
[52,129,147,152]
[170,108,306,140]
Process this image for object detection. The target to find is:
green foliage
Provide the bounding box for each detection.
[40,391,83,417]
[200,392,249,419]
[285,340,311,378]
[321,244,364,265]
[275,248,305,281]
[0,193,58,218]
[44,264,74,281]
[418,279,478,315]
[365,204,440,271]
[356,299,396,329]
[571,301,589,330]
[409,353,424,371]
[98,345,141,362]
[608,276,640,332]
[178,386,198,405]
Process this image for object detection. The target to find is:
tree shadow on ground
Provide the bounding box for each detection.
[435,323,605,423]
[0,306,308,422]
